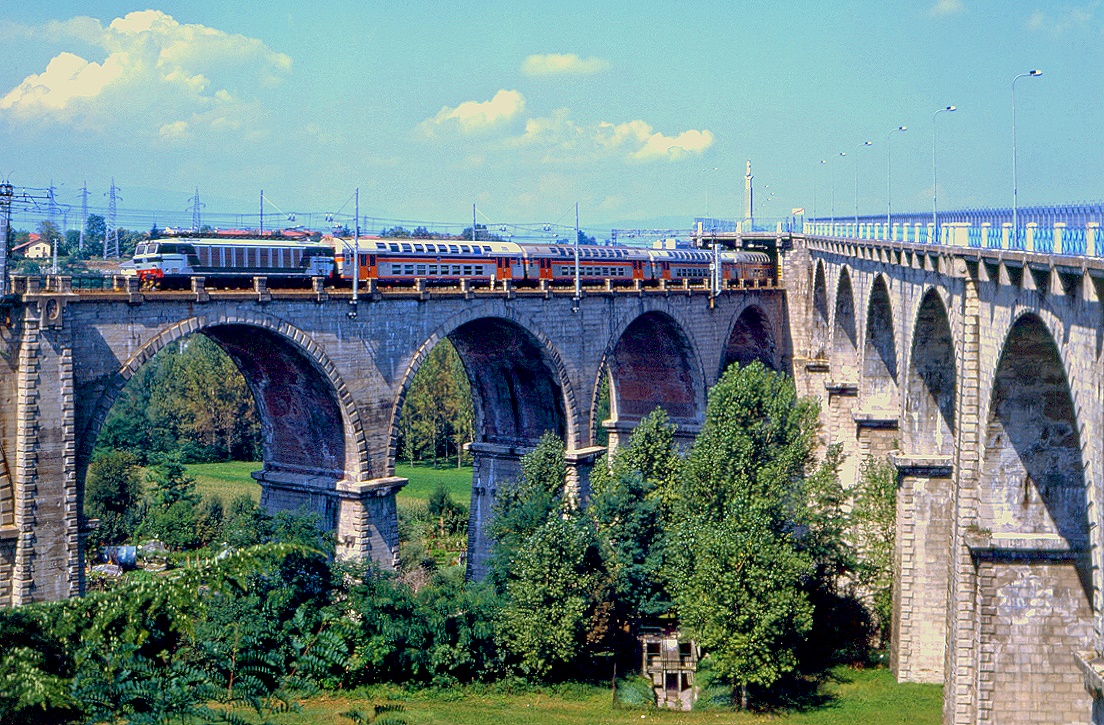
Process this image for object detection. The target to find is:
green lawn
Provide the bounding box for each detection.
[264,668,940,725]
[178,461,471,508]
[186,461,262,503]
[395,463,472,506]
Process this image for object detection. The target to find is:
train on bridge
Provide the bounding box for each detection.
[130,235,774,288]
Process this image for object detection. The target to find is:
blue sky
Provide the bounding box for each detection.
[0,1,1101,233]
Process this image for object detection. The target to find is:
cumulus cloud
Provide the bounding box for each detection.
[1027,5,1095,36]
[0,10,291,140]
[509,108,713,163]
[419,89,526,135]
[521,53,611,77]
[930,0,964,16]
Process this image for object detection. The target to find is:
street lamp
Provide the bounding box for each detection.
[814,159,826,221]
[886,126,907,232]
[932,105,956,242]
[831,151,846,229]
[1012,70,1042,248]
[854,140,872,228]
[703,166,718,228]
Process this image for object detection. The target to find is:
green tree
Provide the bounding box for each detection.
[84,214,106,246]
[36,221,62,256]
[852,455,898,649]
[139,453,201,549]
[84,450,142,548]
[399,340,473,466]
[666,362,818,707]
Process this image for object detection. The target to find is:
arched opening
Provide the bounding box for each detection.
[394,317,569,581]
[975,314,1092,722]
[862,276,898,412]
[721,305,777,375]
[892,290,956,684]
[905,291,955,456]
[82,323,355,556]
[832,268,859,382]
[811,261,830,359]
[445,318,567,447]
[605,311,703,449]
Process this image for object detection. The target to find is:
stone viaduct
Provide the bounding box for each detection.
[5,227,1104,724]
[0,274,785,602]
[789,231,1104,725]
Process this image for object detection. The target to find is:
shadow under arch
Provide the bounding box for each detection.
[720,304,778,375]
[811,260,830,359]
[602,310,706,449]
[79,317,368,530]
[974,312,1093,720]
[832,267,859,381]
[862,275,898,411]
[904,289,956,456]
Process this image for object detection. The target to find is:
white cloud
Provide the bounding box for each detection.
[1027,5,1096,36]
[419,89,526,135]
[0,10,291,141]
[521,53,611,77]
[930,0,964,16]
[509,108,713,163]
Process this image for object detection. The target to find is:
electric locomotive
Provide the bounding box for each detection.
[131,236,336,284]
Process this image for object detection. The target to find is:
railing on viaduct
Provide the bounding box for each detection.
[804,202,1104,256]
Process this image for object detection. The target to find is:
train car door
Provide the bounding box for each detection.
[539,257,553,280]
[632,260,644,280]
[496,256,513,280]
[660,261,671,280]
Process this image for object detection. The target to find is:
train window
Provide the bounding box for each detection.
[450,265,459,275]
[459,245,470,253]
[376,243,386,250]
[401,243,412,253]
[416,264,426,275]
[259,248,270,267]
[389,243,399,252]
[404,264,414,275]
[471,246,481,255]
[359,254,368,266]
[482,246,492,253]
[448,245,459,254]
[135,244,147,256]
[463,265,472,276]
[428,265,437,275]
[414,244,425,252]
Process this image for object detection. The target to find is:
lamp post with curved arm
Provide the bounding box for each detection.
[831,151,845,231]
[886,126,907,232]
[932,105,956,242]
[1012,70,1042,248]
[854,140,872,229]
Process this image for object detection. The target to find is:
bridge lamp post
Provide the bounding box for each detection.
[854,140,872,229]
[1012,70,1042,248]
[886,126,907,232]
[814,159,826,221]
[831,151,846,231]
[932,105,956,242]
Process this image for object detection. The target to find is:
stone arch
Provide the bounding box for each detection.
[720,304,778,375]
[0,446,12,529]
[832,267,859,381]
[602,310,706,449]
[388,311,577,465]
[904,289,956,456]
[79,315,368,528]
[862,275,898,412]
[811,260,830,359]
[975,312,1093,722]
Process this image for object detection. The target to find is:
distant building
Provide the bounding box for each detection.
[13,233,51,259]
[640,628,700,710]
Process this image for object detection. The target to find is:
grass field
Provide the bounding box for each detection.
[263,668,940,725]
[185,461,262,503]
[182,461,471,508]
[394,463,472,506]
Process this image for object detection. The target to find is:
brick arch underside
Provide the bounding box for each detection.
[862,277,898,410]
[446,318,567,448]
[811,262,830,358]
[905,290,955,456]
[975,314,1093,724]
[721,306,778,374]
[607,311,702,427]
[80,320,361,530]
[832,269,859,380]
